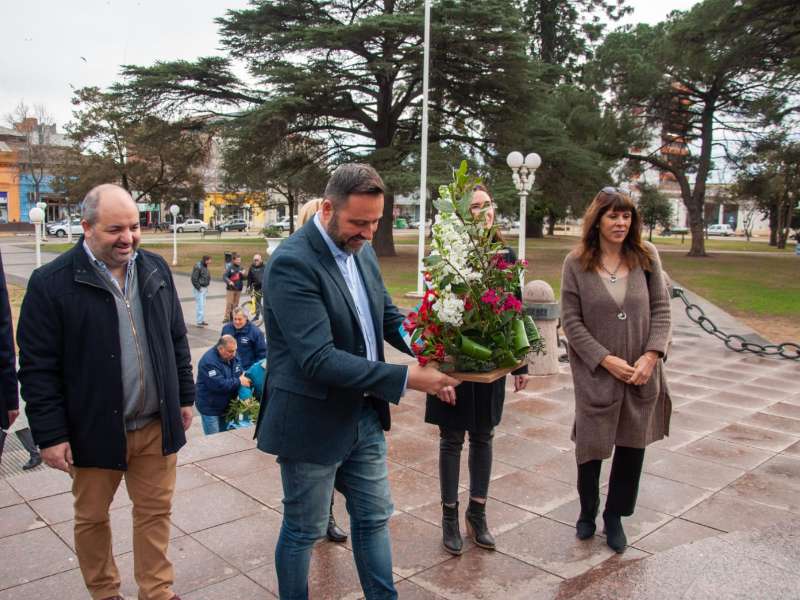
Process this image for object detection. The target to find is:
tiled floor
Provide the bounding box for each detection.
[1,242,799,598]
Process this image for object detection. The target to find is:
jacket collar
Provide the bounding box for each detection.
[71,236,161,294]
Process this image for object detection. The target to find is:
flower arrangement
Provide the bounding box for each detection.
[403,161,544,375]
[225,395,260,426]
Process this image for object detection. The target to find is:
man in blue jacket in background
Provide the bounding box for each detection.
[196,335,250,434]
[221,307,267,370]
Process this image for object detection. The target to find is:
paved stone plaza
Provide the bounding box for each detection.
[0,241,798,599]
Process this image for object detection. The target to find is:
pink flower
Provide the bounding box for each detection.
[503,295,522,313]
[480,289,500,306]
[492,254,511,270]
[517,259,528,267]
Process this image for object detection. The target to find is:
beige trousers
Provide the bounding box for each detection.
[71,420,178,600]
[224,289,241,322]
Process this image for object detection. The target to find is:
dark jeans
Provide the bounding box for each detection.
[439,427,494,505]
[577,445,645,517]
[275,406,396,600]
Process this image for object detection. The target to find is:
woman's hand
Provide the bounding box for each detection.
[629,352,658,385]
[513,375,529,392]
[600,355,635,383]
[436,386,457,406]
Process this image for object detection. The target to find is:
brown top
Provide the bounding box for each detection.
[560,242,672,464]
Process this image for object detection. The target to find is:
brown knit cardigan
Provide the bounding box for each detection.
[560,242,672,465]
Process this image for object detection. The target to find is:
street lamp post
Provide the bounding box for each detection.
[37,201,47,241]
[169,204,179,266]
[506,151,542,264]
[29,207,44,268]
[414,0,433,297]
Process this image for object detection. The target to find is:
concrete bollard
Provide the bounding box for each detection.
[523,280,560,376]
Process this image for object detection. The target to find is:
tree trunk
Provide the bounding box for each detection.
[546,207,556,236]
[769,207,778,246]
[649,226,653,242]
[776,199,789,249]
[373,191,397,257]
[525,214,543,239]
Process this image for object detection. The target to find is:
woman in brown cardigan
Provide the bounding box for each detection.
[560,187,671,553]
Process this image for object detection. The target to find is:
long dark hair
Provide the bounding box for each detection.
[577,187,652,272]
[472,184,504,244]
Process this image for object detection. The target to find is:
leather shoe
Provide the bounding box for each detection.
[326,514,348,543]
[22,453,42,470]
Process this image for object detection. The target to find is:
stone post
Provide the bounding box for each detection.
[523,280,560,376]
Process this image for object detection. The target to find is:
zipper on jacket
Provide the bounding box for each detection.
[77,276,129,447]
[124,297,147,421]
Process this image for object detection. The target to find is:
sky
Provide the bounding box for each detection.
[0,0,701,129]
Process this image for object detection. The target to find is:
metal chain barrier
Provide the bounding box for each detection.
[672,286,800,360]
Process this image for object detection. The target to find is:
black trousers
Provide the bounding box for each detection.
[577,445,645,517]
[439,427,494,505]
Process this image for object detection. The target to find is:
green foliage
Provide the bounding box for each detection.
[117,0,531,255]
[57,86,211,208]
[734,134,800,248]
[637,182,673,240]
[261,225,283,238]
[589,0,800,256]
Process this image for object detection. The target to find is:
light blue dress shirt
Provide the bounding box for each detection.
[314,213,378,361]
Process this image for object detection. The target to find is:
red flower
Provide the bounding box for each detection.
[434,343,445,361]
[402,312,418,333]
[464,297,474,311]
[423,323,441,338]
[503,296,522,313]
[480,289,500,306]
[418,355,429,366]
[424,271,432,281]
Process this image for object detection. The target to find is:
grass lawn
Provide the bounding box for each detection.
[29,233,800,343]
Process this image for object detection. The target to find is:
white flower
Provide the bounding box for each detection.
[432,289,464,327]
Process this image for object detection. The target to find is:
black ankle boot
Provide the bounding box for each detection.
[16,429,42,470]
[602,512,627,553]
[0,430,6,465]
[326,498,347,543]
[576,494,599,540]
[442,502,463,555]
[465,499,495,550]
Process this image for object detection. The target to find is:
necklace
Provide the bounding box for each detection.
[600,257,623,283]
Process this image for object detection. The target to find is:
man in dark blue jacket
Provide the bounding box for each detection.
[258,164,458,600]
[196,335,249,434]
[18,184,194,600]
[221,307,267,370]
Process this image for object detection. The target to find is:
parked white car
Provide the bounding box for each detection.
[47,218,83,237]
[170,218,208,233]
[707,223,735,236]
[274,217,293,231]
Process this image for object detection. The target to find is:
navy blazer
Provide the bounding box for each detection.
[256,220,411,464]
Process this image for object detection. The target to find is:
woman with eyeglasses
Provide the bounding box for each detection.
[560,187,672,553]
[425,184,529,555]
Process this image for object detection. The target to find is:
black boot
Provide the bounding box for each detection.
[16,428,42,470]
[326,497,347,543]
[442,502,463,555]
[0,430,6,465]
[576,459,602,540]
[576,493,599,540]
[465,499,495,550]
[603,511,627,553]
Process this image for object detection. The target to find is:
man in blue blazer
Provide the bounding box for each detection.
[257,164,458,600]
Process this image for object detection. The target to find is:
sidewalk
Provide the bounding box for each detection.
[1,242,798,599]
